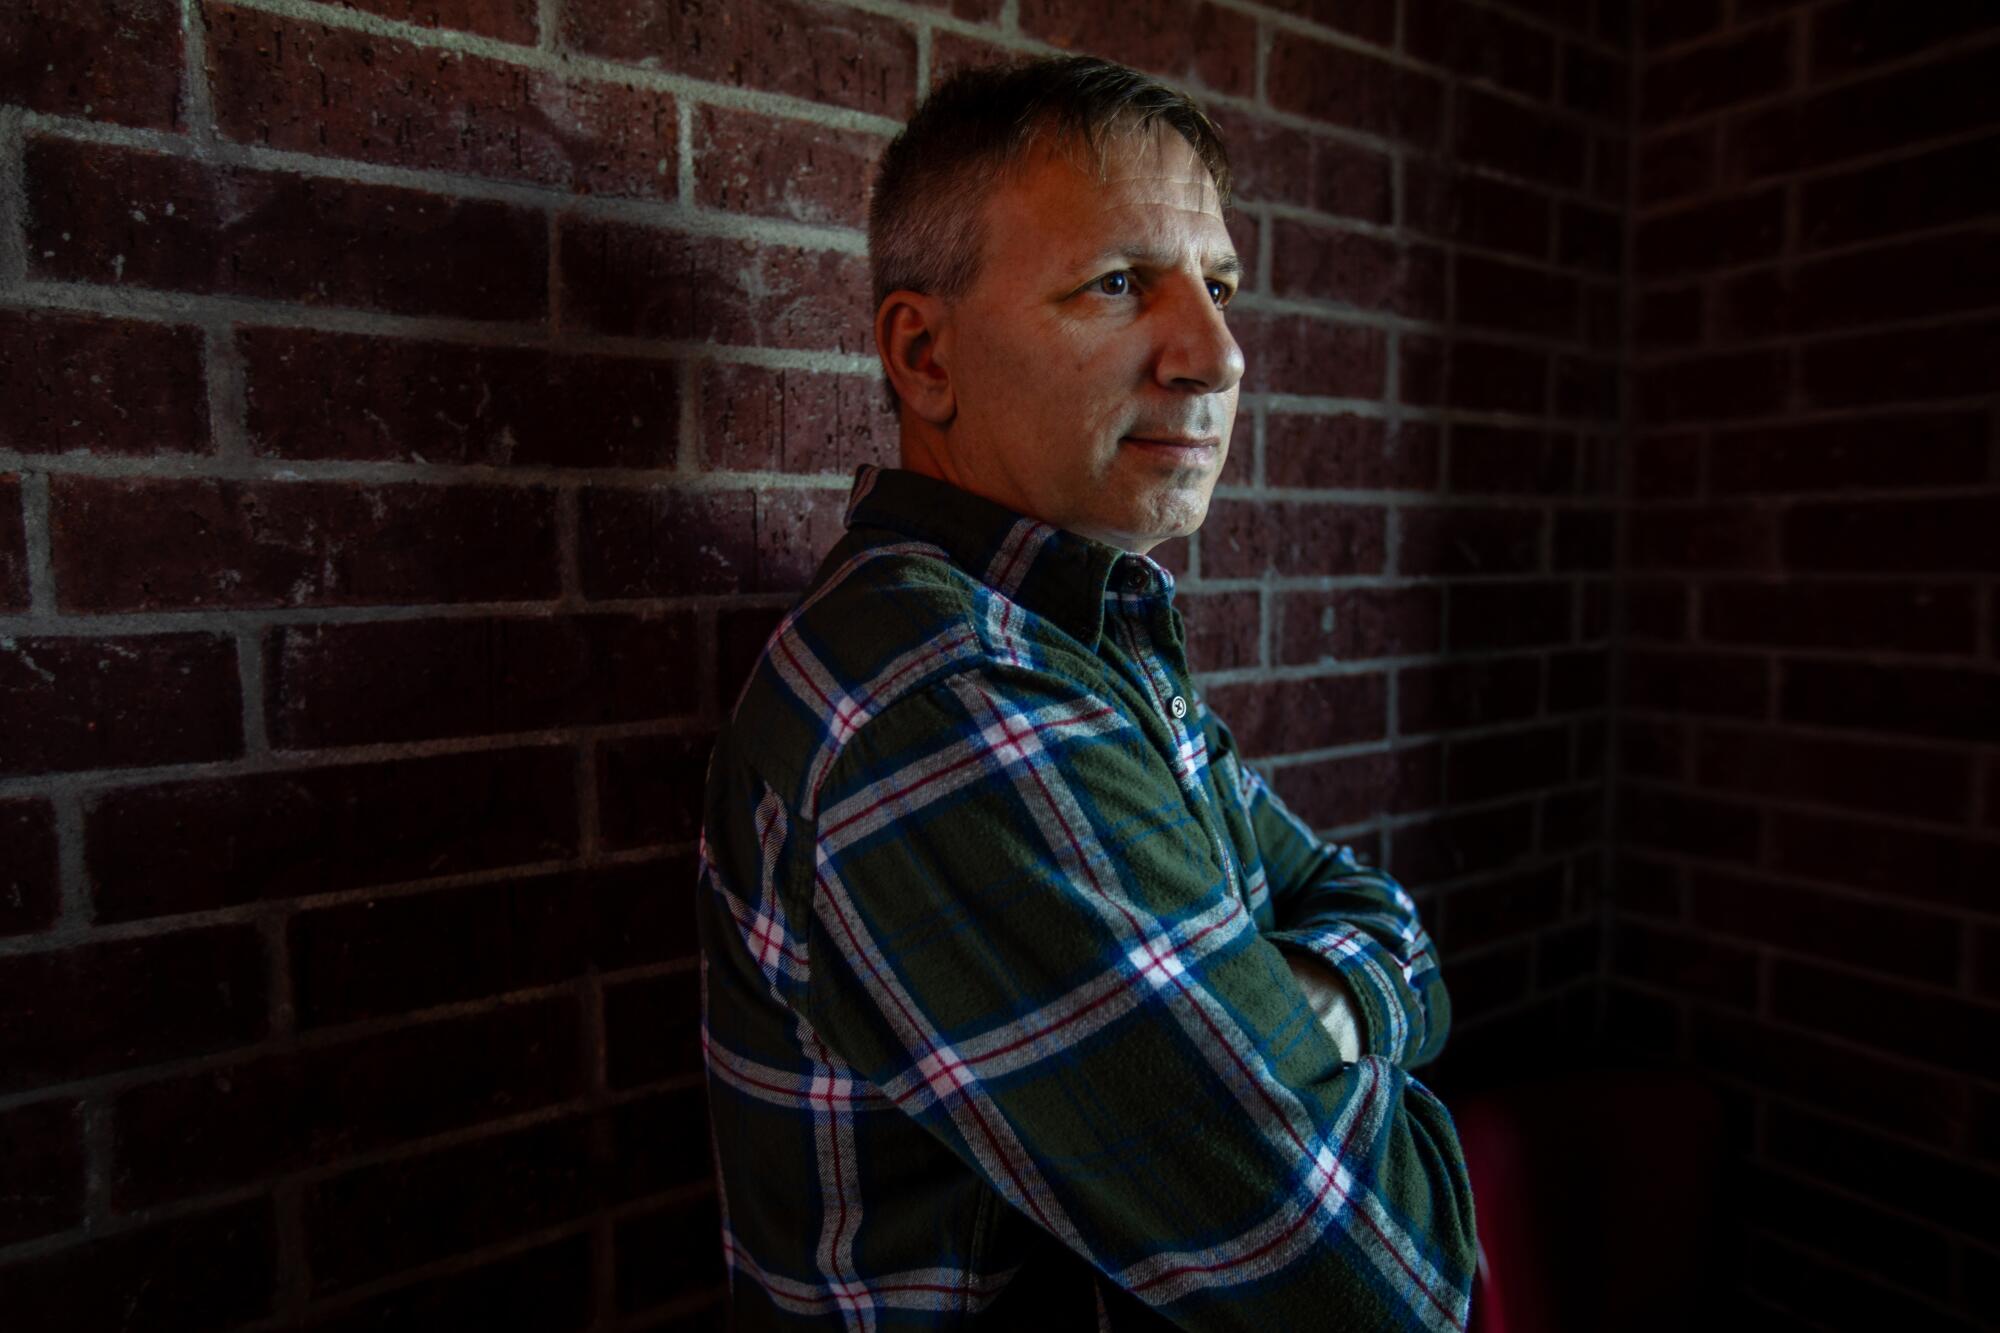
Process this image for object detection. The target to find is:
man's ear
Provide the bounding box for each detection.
[875,290,955,426]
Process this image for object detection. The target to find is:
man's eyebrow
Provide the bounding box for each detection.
[1080,246,1243,276]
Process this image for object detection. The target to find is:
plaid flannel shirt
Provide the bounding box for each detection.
[696,464,1475,1330]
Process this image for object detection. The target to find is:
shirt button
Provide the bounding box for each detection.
[1170,695,1188,719]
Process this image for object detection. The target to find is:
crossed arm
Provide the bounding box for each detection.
[804,665,1473,1330]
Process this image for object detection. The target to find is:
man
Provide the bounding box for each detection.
[695,55,1474,1330]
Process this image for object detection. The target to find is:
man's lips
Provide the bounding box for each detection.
[1121,434,1219,449]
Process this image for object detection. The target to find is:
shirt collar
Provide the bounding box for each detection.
[841,463,1176,651]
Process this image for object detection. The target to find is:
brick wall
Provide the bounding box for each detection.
[0,0,1630,1325]
[1617,2,1999,1328]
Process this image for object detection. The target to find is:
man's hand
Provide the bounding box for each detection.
[1285,952,1365,1064]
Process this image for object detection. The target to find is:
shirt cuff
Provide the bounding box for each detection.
[1266,926,1416,1066]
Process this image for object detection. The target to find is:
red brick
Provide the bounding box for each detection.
[580,485,847,598]
[0,633,242,779]
[265,612,697,749]
[1400,656,1542,734]
[1628,503,1779,571]
[1266,414,1438,491]
[1400,506,1543,576]
[1773,808,1999,913]
[1767,1104,1999,1243]
[1785,493,2000,574]
[292,877,593,1028]
[1278,586,1441,666]
[561,218,871,353]
[1782,657,1999,743]
[589,855,700,970]
[1799,133,2000,251]
[1022,0,1254,96]
[701,363,895,474]
[1234,314,1386,399]
[1554,510,1615,571]
[0,0,182,129]
[1269,32,1444,146]
[205,5,676,199]
[719,605,786,707]
[26,137,545,319]
[1446,581,1572,651]
[1622,582,1690,641]
[0,311,209,457]
[0,1098,83,1244]
[1636,125,1716,206]
[1561,42,1628,121]
[304,1115,596,1294]
[607,1084,712,1200]
[342,0,537,42]
[308,1235,593,1333]
[112,998,580,1208]
[240,329,678,469]
[1437,866,1566,953]
[1200,499,1386,578]
[928,29,1019,86]
[1269,745,1440,831]
[1405,163,1553,259]
[1207,109,1392,221]
[1636,188,1784,277]
[1611,918,1758,1006]
[1389,802,1538,888]
[1786,230,2000,335]
[50,476,560,613]
[562,0,917,117]
[1810,0,2000,81]
[1639,0,1722,49]
[86,748,579,923]
[1621,647,1768,717]
[1635,285,1703,348]
[615,1194,726,1315]
[1454,89,1587,189]
[1590,134,1628,204]
[1446,723,1570,804]
[1446,939,1535,1012]
[1694,871,1960,983]
[1638,348,1787,422]
[695,105,885,228]
[1775,958,1995,1079]
[0,926,267,1093]
[1553,355,1619,420]
[1714,1026,1966,1153]
[1621,715,1691,780]
[605,970,702,1089]
[1407,0,1557,99]
[0,475,25,611]
[1202,672,1387,757]
[1712,413,1989,494]
[1701,726,1974,829]
[598,731,712,851]
[1703,582,1976,657]
[1177,589,1259,673]
[1641,20,1793,124]
[0,1199,275,1329]
[1454,254,1579,338]
[1271,221,1445,319]
[1260,0,1395,44]
[1447,424,1576,495]
[0,799,59,938]
[1800,316,2000,408]
[1556,201,1622,275]
[1446,340,1549,415]
[1722,43,2000,182]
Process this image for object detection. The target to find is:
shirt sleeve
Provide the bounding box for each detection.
[803,664,1476,1332]
[1207,708,1452,1072]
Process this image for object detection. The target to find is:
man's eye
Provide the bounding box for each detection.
[1207,279,1234,307]
[1095,271,1132,296]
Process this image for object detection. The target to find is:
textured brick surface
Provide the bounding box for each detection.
[0,633,243,777]
[0,0,183,128]
[0,311,210,457]
[241,328,680,468]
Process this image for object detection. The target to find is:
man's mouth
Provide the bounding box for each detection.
[1121,433,1221,464]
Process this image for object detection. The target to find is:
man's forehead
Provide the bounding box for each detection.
[1028,122,1222,211]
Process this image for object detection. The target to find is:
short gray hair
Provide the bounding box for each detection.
[867,55,1233,405]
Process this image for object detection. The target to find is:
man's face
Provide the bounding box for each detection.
[933,125,1244,554]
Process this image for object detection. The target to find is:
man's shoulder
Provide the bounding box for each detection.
[717,530,1009,815]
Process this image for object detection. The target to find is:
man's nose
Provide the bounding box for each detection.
[1155,275,1245,396]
